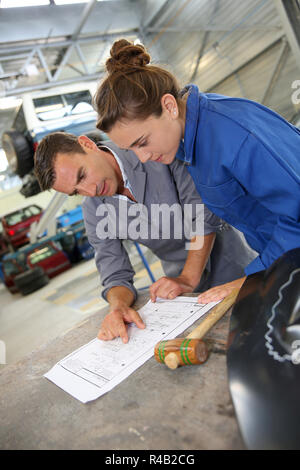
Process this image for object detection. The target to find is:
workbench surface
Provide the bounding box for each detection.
[0,292,244,450]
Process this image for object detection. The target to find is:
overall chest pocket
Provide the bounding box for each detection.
[196,178,246,208]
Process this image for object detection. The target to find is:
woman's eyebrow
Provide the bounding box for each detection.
[129,135,146,148]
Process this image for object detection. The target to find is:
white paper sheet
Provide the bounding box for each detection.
[44,297,218,403]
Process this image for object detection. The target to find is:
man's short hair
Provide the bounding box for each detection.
[34,132,86,191]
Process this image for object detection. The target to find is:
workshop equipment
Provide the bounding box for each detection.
[154,289,239,369]
[227,248,300,450]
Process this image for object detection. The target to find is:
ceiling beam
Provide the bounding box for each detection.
[273,0,300,70]
[53,0,97,81]
[75,43,89,75]
[146,24,282,33]
[190,0,221,82]
[0,28,139,94]
[36,48,53,82]
[0,29,139,56]
[143,0,172,29]
[205,35,285,92]
[71,0,97,41]
[261,38,290,105]
[0,72,103,98]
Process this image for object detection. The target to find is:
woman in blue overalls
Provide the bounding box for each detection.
[93,39,300,303]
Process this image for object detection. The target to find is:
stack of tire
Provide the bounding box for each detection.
[14,267,49,295]
[2,130,43,197]
[1,130,34,177]
[77,234,94,260]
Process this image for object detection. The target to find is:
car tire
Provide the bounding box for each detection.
[1,130,34,177]
[14,266,44,283]
[20,170,42,198]
[14,267,49,295]
[20,275,50,295]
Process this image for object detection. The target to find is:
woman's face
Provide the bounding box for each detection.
[107,94,185,165]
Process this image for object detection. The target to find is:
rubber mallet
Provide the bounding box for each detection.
[154,289,239,369]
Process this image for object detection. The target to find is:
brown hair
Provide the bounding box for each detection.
[34,132,85,191]
[94,39,182,133]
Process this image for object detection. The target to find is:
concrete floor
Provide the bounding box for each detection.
[0,245,164,367]
[0,291,244,450]
[0,243,245,450]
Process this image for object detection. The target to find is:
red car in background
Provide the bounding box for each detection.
[1,204,43,249]
[26,241,71,278]
[2,240,71,295]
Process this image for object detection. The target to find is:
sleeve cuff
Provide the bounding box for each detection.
[101,282,138,302]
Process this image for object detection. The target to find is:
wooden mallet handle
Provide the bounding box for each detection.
[164,289,240,369]
[186,288,240,339]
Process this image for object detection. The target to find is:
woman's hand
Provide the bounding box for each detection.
[198,276,246,304]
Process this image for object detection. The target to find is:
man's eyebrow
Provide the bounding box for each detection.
[68,166,84,196]
[76,166,85,183]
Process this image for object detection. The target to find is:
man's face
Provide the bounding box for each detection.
[52,137,121,197]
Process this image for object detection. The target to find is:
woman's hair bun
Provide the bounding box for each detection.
[106,39,151,74]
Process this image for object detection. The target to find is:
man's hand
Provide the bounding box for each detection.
[198,276,246,304]
[150,275,194,302]
[149,234,216,303]
[98,303,145,344]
